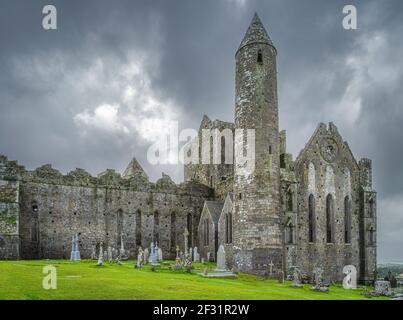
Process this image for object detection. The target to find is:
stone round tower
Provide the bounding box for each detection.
[233,13,283,276]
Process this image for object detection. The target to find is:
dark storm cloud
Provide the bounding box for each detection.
[0,0,402,261]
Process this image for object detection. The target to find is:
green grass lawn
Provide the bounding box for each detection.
[0,260,386,300]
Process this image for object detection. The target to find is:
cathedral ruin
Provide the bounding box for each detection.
[0,13,377,283]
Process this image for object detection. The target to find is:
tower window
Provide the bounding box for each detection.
[257,49,263,64]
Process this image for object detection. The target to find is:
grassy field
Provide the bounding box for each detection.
[0,260,386,300]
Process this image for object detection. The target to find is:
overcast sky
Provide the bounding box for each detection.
[0,0,402,262]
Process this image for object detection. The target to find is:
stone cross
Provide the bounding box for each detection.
[144,248,149,264]
[184,228,189,253]
[136,247,143,268]
[268,260,274,277]
[176,245,180,259]
[119,235,126,257]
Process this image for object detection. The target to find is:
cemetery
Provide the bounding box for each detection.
[0,239,396,300]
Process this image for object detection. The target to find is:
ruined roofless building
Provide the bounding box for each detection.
[0,13,376,284]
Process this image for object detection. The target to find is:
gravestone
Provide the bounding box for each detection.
[199,246,235,278]
[201,258,205,263]
[311,267,328,292]
[216,245,226,272]
[193,247,200,262]
[69,236,74,260]
[107,246,113,263]
[90,245,97,260]
[278,270,285,284]
[70,234,81,261]
[158,248,163,261]
[374,280,392,296]
[268,260,274,278]
[292,267,302,288]
[207,252,211,262]
[342,265,357,289]
[144,248,149,263]
[119,235,128,260]
[148,242,158,263]
[136,247,143,268]
[97,243,104,267]
[173,256,182,270]
[189,247,193,261]
[184,252,192,269]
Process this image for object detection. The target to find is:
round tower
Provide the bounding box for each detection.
[233,13,283,275]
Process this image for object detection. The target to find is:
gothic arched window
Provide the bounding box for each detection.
[31,219,39,242]
[368,227,376,246]
[187,213,193,247]
[135,210,142,246]
[286,221,294,244]
[221,136,226,165]
[326,194,334,243]
[203,219,209,246]
[308,194,316,243]
[31,202,39,242]
[287,191,293,212]
[225,212,232,244]
[369,198,376,218]
[153,211,160,243]
[117,209,123,246]
[344,196,351,243]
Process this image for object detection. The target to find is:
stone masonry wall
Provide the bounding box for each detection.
[0,179,20,259]
[294,123,362,282]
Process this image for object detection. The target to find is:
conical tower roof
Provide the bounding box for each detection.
[238,13,274,51]
[122,157,147,179]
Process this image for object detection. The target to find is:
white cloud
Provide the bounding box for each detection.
[225,0,247,8]
[74,103,129,135]
[72,54,180,145]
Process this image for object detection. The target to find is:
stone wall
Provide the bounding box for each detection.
[0,179,20,259]
[18,179,211,260]
[184,116,234,190]
[0,155,213,260]
[294,123,363,282]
